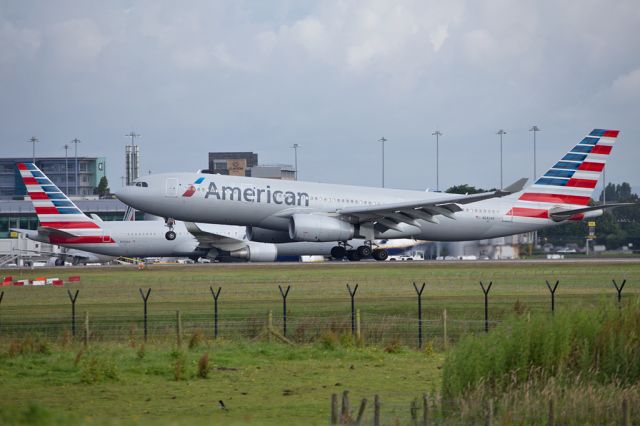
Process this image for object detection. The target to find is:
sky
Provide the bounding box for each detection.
[1,0,639,193]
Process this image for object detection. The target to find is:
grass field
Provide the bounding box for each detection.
[0,260,638,425]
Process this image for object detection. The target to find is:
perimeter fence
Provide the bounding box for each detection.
[0,278,633,349]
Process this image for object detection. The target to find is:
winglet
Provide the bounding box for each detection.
[501,178,528,194]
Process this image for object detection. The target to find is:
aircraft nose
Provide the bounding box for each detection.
[115,187,136,206]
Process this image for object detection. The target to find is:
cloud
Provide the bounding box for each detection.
[266,1,465,77]
[607,67,640,102]
[45,18,108,69]
[0,20,41,66]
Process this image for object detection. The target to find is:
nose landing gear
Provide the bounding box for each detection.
[165,218,177,240]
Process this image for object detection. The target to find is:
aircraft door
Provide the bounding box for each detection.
[165,178,178,197]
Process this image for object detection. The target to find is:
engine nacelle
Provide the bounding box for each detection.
[246,226,293,243]
[229,243,278,262]
[288,214,355,242]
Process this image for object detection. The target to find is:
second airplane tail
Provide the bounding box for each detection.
[18,162,114,244]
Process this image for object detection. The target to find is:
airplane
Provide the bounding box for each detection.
[14,163,372,263]
[116,129,632,261]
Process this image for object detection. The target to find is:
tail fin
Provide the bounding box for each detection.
[517,129,619,206]
[17,163,112,243]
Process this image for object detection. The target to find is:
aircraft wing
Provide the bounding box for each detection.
[183,222,248,249]
[334,178,527,229]
[549,203,636,222]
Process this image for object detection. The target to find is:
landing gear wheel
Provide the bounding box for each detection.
[54,258,64,266]
[346,250,361,262]
[356,245,372,257]
[372,249,388,261]
[331,246,347,259]
[165,231,177,241]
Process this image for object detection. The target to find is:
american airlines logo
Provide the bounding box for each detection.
[204,181,310,207]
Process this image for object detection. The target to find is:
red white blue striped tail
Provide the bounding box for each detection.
[507,129,619,220]
[18,163,114,244]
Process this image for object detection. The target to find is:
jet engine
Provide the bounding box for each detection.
[229,243,278,262]
[246,226,293,243]
[288,214,355,242]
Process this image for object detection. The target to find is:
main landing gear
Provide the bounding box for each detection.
[331,241,388,262]
[165,218,177,240]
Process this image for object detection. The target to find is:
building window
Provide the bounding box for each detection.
[80,163,88,172]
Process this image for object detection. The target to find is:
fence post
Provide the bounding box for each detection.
[442,309,448,350]
[83,311,89,348]
[484,399,493,426]
[210,286,221,339]
[347,284,358,336]
[410,399,418,425]
[0,291,4,334]
[330,393,338,425]
[356,309,361,342]
[612,279,627,306]
[268,310,273,343]
[545,280,560,314]
[278,285,291,337]
[67,289,79,337]
[479,281,493,333]
[413,282,426,349]
[548,399,555,426]
[355,398,367,425]
[139,288,151,342]
[621,399,629,426]
[176,310,182,348]
[423,393,429,426]
[341,390,350,423]
[374,395,380,426]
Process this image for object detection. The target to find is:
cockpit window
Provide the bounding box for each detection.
[135,182,148,187]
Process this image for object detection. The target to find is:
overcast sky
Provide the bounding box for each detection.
[1,0,638,192]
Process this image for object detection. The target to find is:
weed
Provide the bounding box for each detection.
[128,324,137,348]
[74,349,84,366]
[189,330,204,350]
[423,341,435,357]
[198,352,210,378]
[318,331,339,351]
[60,330,72,348]
[173,352,186,381]
[136,344,146,360]
[80,355,118,384]
[384,337,404,354]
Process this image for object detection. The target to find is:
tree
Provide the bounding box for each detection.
[445,184,489,195]
[96,176,110,198]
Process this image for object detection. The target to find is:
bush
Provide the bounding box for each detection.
[442,299,640,398]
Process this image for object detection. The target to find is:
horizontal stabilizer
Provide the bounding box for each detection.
[549,203,635,222]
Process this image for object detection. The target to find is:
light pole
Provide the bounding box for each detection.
[64,144,70,194]
[432,130,442,191]
[291,143,300,180]
[529,126,540,180]
[27,137,38,164]
[71,138,81,196]
[379,137,387,188]
[496,129,507,189]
